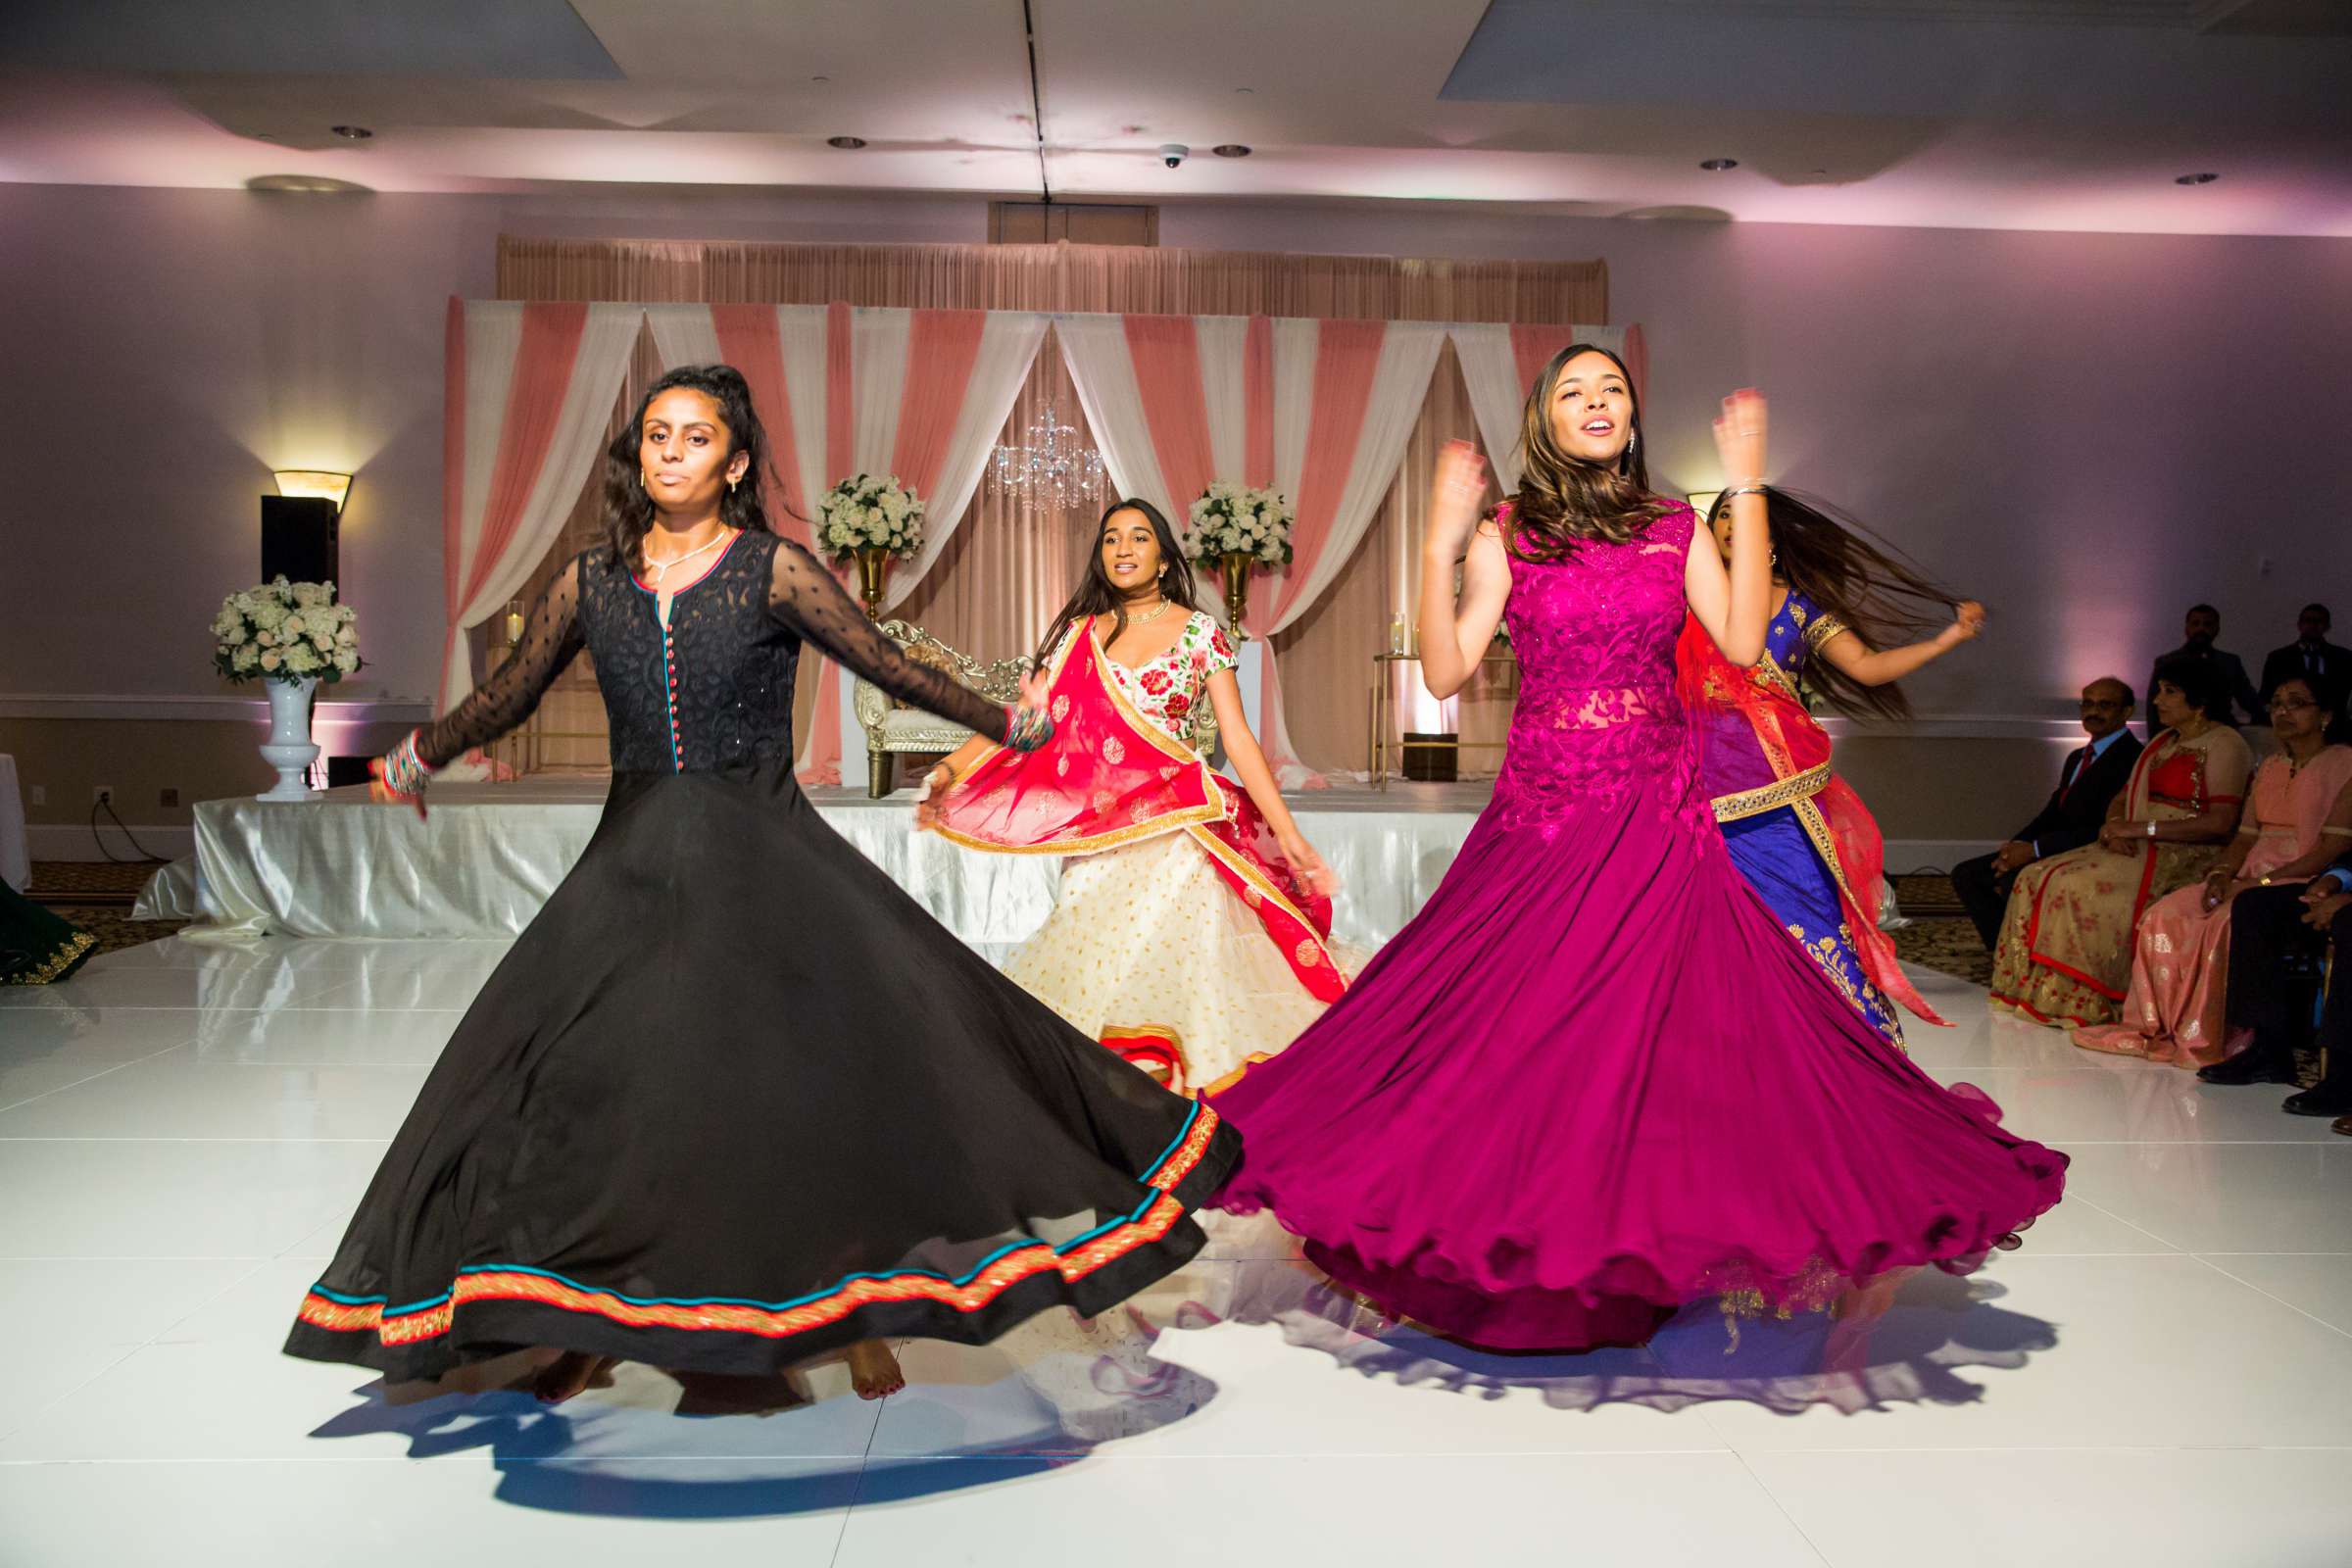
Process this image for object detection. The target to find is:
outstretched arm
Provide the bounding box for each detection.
[372,558,587,813]
[415,558,587,766]
[765,536,1029,745]
[1816,602,1985,686]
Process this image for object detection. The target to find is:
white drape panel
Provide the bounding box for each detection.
[1261,322,1447,638]
[1448,322,1626,491]
[1053,314,1173,515]
[882,311,1051,612]
[441,302,640,711]
[641,306,723,386]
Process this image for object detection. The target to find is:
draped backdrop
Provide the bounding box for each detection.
[464,240,1630,784]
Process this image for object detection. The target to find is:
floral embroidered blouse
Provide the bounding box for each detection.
[1098,611,1238,746]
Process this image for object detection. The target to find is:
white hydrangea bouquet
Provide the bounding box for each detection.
[212,578,363,684]
[818,472,925,561]
[1185,482,1293,566]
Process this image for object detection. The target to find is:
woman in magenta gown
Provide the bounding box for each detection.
[1208,347,2066,1351]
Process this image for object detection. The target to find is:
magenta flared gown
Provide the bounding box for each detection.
[1208,505,2066,1350]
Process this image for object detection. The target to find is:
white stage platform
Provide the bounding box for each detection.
[5,944,2347,1565]
[171,778,1490,954]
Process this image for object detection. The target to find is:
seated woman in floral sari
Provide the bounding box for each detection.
[1988,656,2254,1029]
[1678,488,1982,1050]
[2071,675,2352,1066]
[920,498,1343,1095]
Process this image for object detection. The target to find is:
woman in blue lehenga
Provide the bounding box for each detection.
[1679,488,1984,1049]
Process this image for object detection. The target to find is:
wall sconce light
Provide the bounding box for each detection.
[1687,490,1722,518]
[273,469,354,513]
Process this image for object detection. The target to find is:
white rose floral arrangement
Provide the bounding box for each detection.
[212,578,363,685]
[818,473,925,561]
[1184,482,1293,568]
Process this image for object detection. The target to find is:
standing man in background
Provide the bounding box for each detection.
[2147,604,2259,732]
[2259,604,2347,716]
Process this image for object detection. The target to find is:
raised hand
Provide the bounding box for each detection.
[1711,388,1768,487]
[1944,601,1988,644]
[1424,440,1489,563]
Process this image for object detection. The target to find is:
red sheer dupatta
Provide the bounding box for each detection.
[928,617,1345,1004]
[1675,615,1947,1028]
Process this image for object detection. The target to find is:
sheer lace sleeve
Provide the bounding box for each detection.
[763,537,1011,743]
[414,556,587,767]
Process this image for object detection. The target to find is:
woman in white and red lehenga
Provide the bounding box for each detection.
[920,498,1348,1095]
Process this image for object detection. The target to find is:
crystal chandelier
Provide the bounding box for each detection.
[987,402,1106,509]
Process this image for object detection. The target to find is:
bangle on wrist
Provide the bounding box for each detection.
[1722,482,1768,500]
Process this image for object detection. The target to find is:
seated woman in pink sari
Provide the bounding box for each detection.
[919,499,1343,1095]
[2073,676,2352,1066]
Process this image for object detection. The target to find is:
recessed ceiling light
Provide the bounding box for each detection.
[1235,86,1254,94]
[827,135,868,150]
[1212,144,1251,158]
[810,75,830,83]
[1699,158,1738,172]
[330,124,372,140]
[2175,172,2219,185]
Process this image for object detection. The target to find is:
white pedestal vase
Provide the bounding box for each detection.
[256,676,319,802]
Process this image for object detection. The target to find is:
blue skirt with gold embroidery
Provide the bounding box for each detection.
[1719,807,1903,1048]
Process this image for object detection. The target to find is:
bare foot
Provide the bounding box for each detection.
[846,1340,906,1400]
[531,1350,619,1404]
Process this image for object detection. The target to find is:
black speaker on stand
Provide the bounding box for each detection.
[261,495,340,587]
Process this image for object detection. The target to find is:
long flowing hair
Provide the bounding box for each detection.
[1502,342,1670,560]
[1034,498,1200,670]
[601,365,777,573]
[1707,487,1963,722]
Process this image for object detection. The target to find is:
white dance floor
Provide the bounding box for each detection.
[3,942,2348,1565]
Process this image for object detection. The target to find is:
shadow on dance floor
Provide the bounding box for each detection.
[301,1213,2058,1516]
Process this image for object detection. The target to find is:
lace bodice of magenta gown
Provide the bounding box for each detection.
[1491,503,1704,830]
[413,530,1012,772]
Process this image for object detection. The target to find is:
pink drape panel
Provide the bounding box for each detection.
[1262,319,1383,630]
[1125,316,1221,520]
[442,304,589,695]
[710,304,803,516]
[891,310,988,498]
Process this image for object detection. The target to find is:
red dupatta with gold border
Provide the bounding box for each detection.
[1676,613,1948,1028]
[927,616,1344,1004]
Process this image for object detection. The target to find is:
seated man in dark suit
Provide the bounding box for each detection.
[1951,677,2143,949]
[2201,843,2352,1132]
[2147,603,2259,731]
[2259,603,2348,716]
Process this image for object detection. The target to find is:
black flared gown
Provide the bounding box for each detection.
[284,532,1237,1381]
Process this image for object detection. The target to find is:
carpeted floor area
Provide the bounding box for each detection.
[25,860,183,958]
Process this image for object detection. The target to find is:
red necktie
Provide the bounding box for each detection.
[2057,746,2088,805]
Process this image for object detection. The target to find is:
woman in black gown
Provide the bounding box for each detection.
[283,366,1239,1403]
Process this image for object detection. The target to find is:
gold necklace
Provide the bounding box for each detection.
[1123,597,1174,624]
